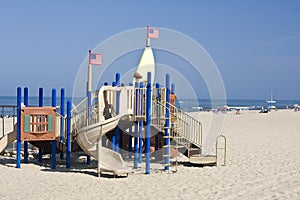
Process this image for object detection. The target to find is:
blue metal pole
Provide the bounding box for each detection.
[171,83,175,95]
[114,116,119,153]
[115,73,120,86]
[128,82,133,158]
[128,128,132,158]
[155,83,161,160]
[139,82,144,163]
[60,88,65,160]
[111,81,116,151]
[170,83,176,164]
[165,74,171,171]
[24,87,29,106]
[134,82,139,169]
[39,88,43,107]
[23,87,29,164]
[51,88,56,170]
[145,72,152,174]
[115,73,120,152]
[38,87,43,163]
[66,100,71,168]
[16,87,21,168]
[87,155,91,165]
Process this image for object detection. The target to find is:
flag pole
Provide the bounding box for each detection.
[87,50,92,125]
[146,25,150,47]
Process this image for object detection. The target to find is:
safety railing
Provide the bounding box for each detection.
[0,105,17,139]
[134,87,147,121]
[72,86,135,133]
[72,97,88,131]
[151,100,202,149]
[216,135,227,166]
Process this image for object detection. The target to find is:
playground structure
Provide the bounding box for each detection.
[72,72,227,176]
[0,72,227,177]
[0,27,227,177]
[0,87,73,169]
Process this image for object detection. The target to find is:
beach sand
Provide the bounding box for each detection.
[1,110,300,199]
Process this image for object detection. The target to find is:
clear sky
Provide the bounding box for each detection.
[0,1,299,100]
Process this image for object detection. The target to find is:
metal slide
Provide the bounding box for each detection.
[73,86,135,175]
[0,130,16,153]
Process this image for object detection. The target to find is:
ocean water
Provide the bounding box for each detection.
[174,98,299,112]
[0,96,299,115]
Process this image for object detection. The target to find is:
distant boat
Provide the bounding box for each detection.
[266,91,276,104]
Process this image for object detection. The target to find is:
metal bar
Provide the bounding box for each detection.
[145,72,152,174]
[66,100,71,168]
[115,73,121,152]
[24,87,29,164]
[16,87,21,168]
[38,87,43,163]
[216,135,227,166]
[134,82,139,169]
[111,81,116,151]
[165,74,170,171]
[139,82,144,163]
[51,88,56,170]
[155,83,160,160]
[60,88,65,160]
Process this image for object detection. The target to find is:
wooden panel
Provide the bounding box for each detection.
[24,115,30,133]
[48,115,53,132]
[20,107,56,141]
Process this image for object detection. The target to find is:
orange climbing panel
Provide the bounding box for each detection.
[20,107,56,141]
[170,94,177,122]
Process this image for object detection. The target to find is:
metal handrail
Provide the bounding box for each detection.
[72,87,135,133]
[152,100,202,149]
[216,135,227,166]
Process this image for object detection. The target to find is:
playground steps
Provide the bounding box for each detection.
[168,135,202,157]
[152,99,203,157]
[189,154,217,166]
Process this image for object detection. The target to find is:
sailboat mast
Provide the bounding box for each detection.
[271,90,273,101]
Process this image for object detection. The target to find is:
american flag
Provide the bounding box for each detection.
[89,51,102,65]
[147,26,159,39]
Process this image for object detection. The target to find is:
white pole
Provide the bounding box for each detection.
[87,50,92,125]
[88,64,92,92]
[146,26,150,47]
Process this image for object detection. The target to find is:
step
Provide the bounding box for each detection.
[189,155,217,165]
[163,145,185,149]
[135,116,146,121]
[188,148,202,157]
[175,141,190,146]
[163,155,174,158]
[163,136,184,139]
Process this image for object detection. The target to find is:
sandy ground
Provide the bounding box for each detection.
[0,110,300,200]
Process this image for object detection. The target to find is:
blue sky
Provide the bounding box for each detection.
[0,1,299,99]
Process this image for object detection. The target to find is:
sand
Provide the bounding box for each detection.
[0,110,300,199]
